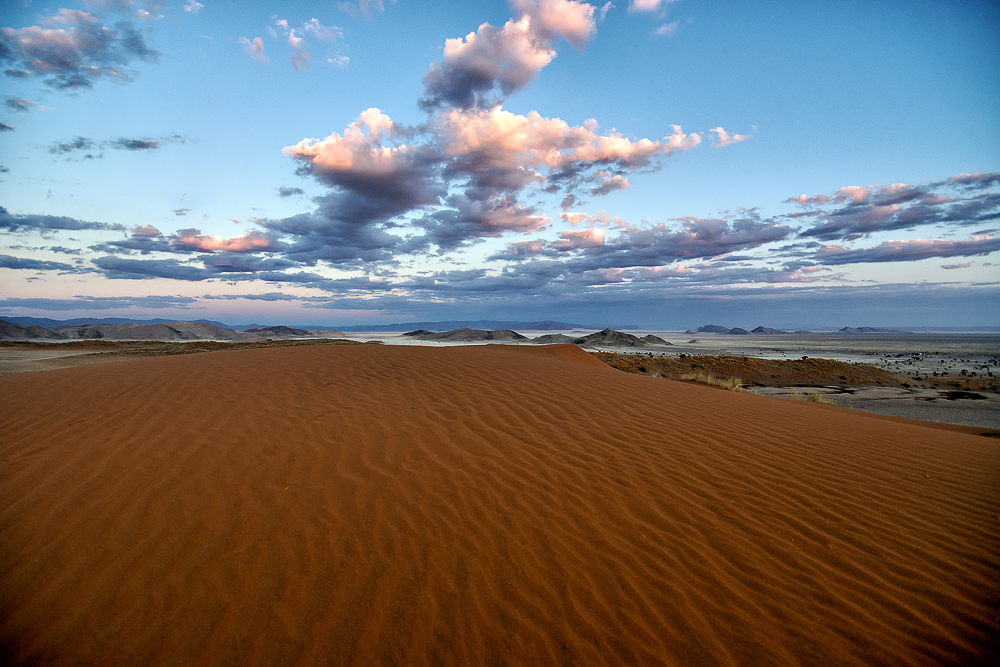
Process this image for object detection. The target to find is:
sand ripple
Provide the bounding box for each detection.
[1,344,997,665]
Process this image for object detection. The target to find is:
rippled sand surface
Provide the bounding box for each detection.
[1,344,997,665]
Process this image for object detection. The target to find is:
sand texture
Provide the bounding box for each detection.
[1,344,998,666]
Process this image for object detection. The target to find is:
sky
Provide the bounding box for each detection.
[1,0,998,330]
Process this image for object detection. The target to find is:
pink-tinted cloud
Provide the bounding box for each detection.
[288,29,310,70]
[941,262,972,269]
[239,36,267,63]
[496,238,548,258]
[510,0,597,50]
[815,236,999,265]
[784,193,831,207]
[419,1,596,110]
[710,127,750,148]
[284,108,398,172]
[834,185,870,204]
[5,97,36,112]
[419,16,555,110]
[438,106,698,172]
[558,211,629,228]
[170,229,277,254]
[558,212,590,226]
[133,224,161,237]
[550,227,606,251]
[948,172,1000,188]
[591,173,629,196]
[337,1,391,19]
[629,0,674,13]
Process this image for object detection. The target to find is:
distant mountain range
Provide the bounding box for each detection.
[1,316,609,333]
[336,319,610,332]
[1,316,996,338]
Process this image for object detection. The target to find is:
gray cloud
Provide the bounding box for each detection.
[0,254,79,271]
[5,97,35,112]
[50,137,97,154]
[49,133,184,156]
[814,236,1000,265]
[0,206,127,233]
[277,186,305,198]
[418,1,595,111]
[794,174,1000,241]
[93,255,210,280]
[0,11,160,90]
[0,294,199,311]
[106,137,160,150]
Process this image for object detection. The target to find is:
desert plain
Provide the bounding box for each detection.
[1,336,998,665]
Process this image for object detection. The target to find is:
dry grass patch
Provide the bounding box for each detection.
[676,371,743,392]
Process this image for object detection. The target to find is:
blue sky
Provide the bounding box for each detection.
[1,0,998,329]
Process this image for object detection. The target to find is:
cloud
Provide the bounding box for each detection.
[239,36,267,63]
[82,1,164,20]
[0,206,126,233]
[414,193,548,250]
[169,229,278,254]
[337,1,392,19]
[941,262,972,270]
[590,173,629,196]
[492,238,549,259]
[815,236,1000,265]
[288,29,310,70]
[510,0,597,50]
[629,0,676,13]
[0,123,13,131]
[91,224,169,254]
[654,22,679,36]
[93,255,210,280]
[493,211,794,272]
[282,109,446,238]
[710,127,750,148]
[260,201,411,265]
[550,228,606,251]
[419,1,596,111]
[0,254,79,272]
[277,186,305,198]
[793,174,1000,240]
[106,137,160,150]
[48,133,183,156]
[783,193,830,207]
[173,209,189,216]
[0,9,160,90]
[50,136,96,154]
[183,1,204,13]
[0,294,200,310]
[5,97,35,112]
[303,19,340,41]
[948,172,1000,189]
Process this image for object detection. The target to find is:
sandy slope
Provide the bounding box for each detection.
[1,344,997,666]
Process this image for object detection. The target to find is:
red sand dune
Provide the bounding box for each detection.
[1,344,997,666]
